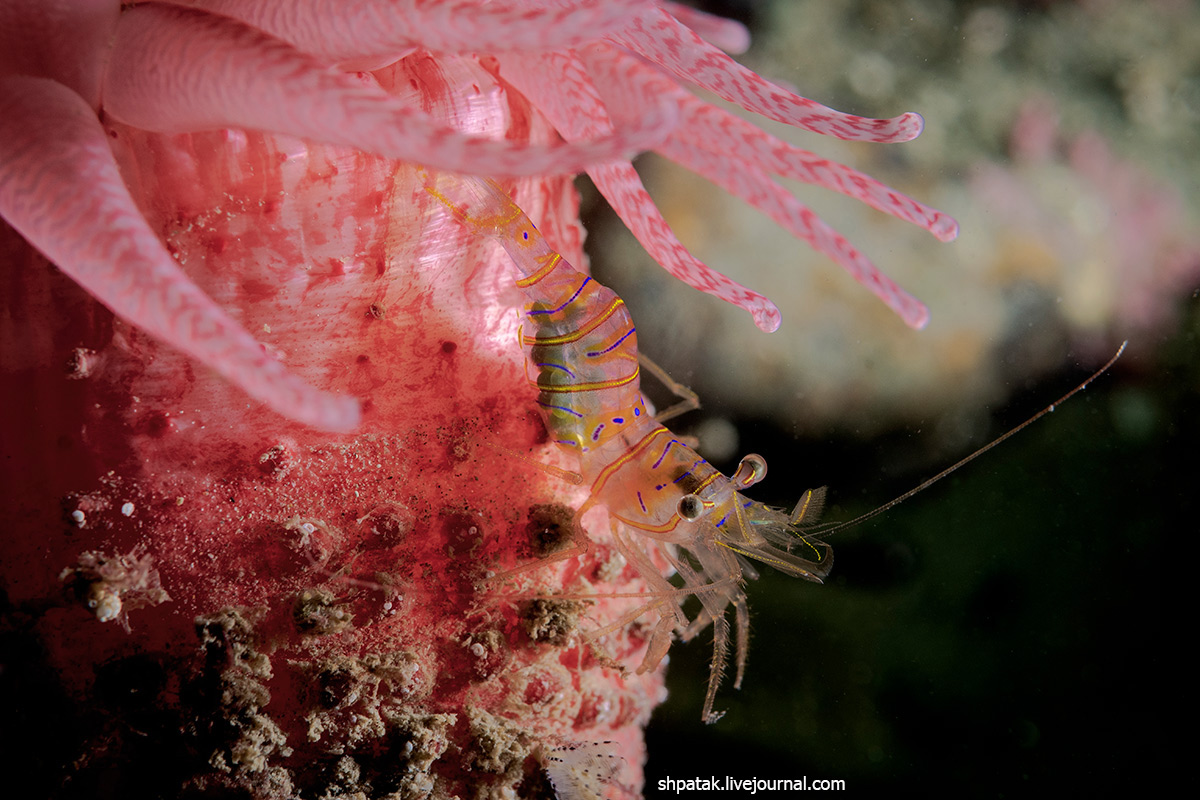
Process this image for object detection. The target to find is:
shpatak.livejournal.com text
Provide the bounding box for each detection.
[657,776,846,793]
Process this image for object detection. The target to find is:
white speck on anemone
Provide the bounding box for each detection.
[0,0,955,431]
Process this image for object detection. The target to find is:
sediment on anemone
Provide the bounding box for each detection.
[0,2,955,797]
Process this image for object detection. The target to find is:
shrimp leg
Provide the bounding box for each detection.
[637,352,701,424]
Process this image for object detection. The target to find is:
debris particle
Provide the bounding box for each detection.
[293,588,354,635]
[283,515,337,566]
[86,583,122,622]
[356,502,413,548]
[525,503,575,557]
[59,550,170,629]
[521,597,586,646]
[461,629,511,681]
[467,707,530,774]
[257,442,296,480]
[65,347,98,379]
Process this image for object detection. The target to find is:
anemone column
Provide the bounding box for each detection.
[1,53,659,799]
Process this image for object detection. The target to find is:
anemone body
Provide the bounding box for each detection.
[2,45,665,799]
[0,2,955,796]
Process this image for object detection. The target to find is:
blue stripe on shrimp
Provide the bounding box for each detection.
[525,275,591,316]
[652,438,683,469]
[586,326,636,357]
[537,401,584,418]
[671,456,710,484]
[536,361,576,378]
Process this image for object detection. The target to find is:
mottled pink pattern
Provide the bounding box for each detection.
[0,75,361,430]
[1,0,955,426]
[612,5,926,143]
[184,0,650,66]
[662,1,752,54]
[658,132,933,329]
[107,5,674,177]
[977,95,1200,346]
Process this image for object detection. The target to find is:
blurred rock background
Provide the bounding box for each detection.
[587,0,1190,793]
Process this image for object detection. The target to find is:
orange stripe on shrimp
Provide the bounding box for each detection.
[522,296,629,347]
[515,253,563,288]
[585,426,672,498]
[534,367,641,395]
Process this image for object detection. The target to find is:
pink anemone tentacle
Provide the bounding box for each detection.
[610,5,925,143]
[658,132,932,329]
[105,4,677,179]
[583,50,955,329]
[0,0,120,109]
[496,47,784,332]
[588,157,785,332]
[603,57,959,242]
[661,1,752,55]
[500,28,959,332]
[180,0,650,67]
[588,160,787,334]
[0,75,362,431]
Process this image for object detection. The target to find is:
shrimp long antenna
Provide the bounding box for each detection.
[819,341,1127,536]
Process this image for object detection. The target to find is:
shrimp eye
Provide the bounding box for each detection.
[678,494,707,521]
[731,453,768,490]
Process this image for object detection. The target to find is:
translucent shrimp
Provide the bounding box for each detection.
[424,171,830,723]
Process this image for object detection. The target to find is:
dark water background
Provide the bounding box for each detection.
[613,0,1188,794]
[640,325,1183,793]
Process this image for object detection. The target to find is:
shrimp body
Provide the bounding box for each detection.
[424,172,831,722]
[517,244,648,456]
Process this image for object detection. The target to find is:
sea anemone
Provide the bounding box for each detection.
[0,1,954,797]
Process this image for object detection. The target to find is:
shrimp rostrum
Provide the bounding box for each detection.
[424,171,831,723]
